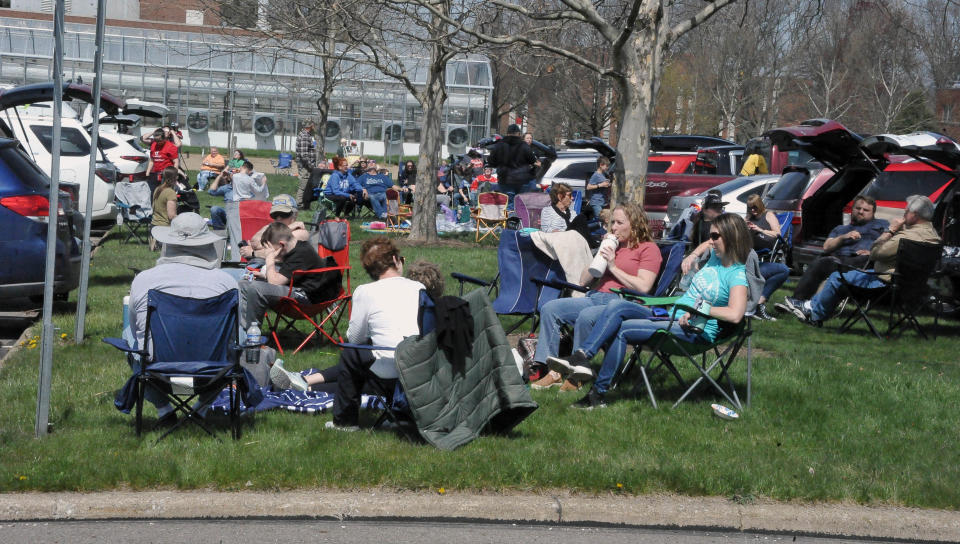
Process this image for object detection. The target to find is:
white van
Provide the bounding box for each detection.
[0,109,117,221]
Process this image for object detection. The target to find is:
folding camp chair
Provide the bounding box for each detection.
[270,152,294,176]
[836,239,942,339]
[104,289,260,442]
[610,300,753,410]
[263,218,352,354]
[385,188,412,230]
[514,192,552,229]
[239,199,273,246]
[473,191,509,242]
[114,180,153,244]
[756,212,794,264]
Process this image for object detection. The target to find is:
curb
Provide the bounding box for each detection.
[1,491,958,541]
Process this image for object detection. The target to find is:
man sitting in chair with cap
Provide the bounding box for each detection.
[123,213,236,428]
[240,193,310,261]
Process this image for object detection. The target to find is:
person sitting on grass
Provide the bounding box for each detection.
[324,156,362,217]
[358,165,393,220]
[530,203,662,392]
[270,259,445,393]
[232,160,269,202]
[781,195,941,326]
[238,222,341,330]
[549,213,751,410]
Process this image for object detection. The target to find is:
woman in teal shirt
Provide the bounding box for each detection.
[558,213,751,409]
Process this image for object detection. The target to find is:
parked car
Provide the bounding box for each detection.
[648,153,698,174]
[763,119,877,271]
[0,83,161,222]
[857,159,957,223]
[95,127,149,183]
[665,174,781,229]
[650,134,735,152]
[691,145,745,176]
[0,137,82,300]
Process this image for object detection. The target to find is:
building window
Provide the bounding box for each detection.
[943,104,953,123]
[185,10,204,25]
[0,0,10,8]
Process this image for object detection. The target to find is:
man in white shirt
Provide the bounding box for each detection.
[328,237,424,431]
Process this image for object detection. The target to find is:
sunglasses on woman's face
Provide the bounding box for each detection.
[749,207,759,213]
[709,232,722,241]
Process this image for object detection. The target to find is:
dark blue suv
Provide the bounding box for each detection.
[0,138,82,300]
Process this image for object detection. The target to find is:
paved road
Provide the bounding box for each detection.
[0,519,904,544]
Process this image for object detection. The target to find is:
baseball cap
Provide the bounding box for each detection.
[270,194,298,215]
[703,189,728,210]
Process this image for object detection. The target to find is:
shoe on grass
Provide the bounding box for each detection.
[325,420,360,432]
[572,388,607,410]
[754,304,776,321]
[559,378,582,392]
[531,370,562,390]
[547,351,593,382]
[270,360,308,392]
[155,411,178,429]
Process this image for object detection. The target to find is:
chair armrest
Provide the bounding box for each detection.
[287,265,351,296]
[627,295,682,306]
[532,276,588,293]
[610,287,648,300]
[836,262,878,275]
[451,272,490,287]
[103,337,147,357]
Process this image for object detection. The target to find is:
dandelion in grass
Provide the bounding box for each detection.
[18,475,26,481]
[60,333,67,339]
[437,487,446,495]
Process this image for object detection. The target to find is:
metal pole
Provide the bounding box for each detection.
[36,0,66,438]
[74,0,107,343]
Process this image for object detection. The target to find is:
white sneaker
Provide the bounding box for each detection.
[325,420,360,432]
[269,361,308,391]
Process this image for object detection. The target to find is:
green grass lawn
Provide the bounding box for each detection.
[1,173,958,509]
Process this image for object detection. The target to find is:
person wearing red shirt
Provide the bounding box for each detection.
[145,128,179,194]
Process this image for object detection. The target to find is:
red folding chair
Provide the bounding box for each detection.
[263,218,352,354]
[239,199,273,261]
[472,191,509,242]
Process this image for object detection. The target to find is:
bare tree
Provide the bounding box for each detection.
[403,0,739,204]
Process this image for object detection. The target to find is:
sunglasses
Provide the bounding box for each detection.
[709,232,722,241]
[748,206,759,212]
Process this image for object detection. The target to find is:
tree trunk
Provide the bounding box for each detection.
[612,21,666,206]
[315,54,337,166]
[409,26,449,241]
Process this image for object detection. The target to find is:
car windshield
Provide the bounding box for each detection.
[786,149,818,167]
[29,125,91,157]
[0,144,50,191]
[766,170,810,200]
[555,161,597,181]
[863,169,954,202]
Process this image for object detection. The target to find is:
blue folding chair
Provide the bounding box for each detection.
[270,152,294,176]
[757,211,794,264]
[105,289,262,442]
[452,229,566,335]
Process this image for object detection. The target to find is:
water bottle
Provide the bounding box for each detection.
[245,321,261,364]
[588,234,619,278]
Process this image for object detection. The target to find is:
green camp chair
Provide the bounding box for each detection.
[611,296,753,411]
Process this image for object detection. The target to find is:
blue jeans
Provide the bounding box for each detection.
[810,269,885,321]
[197,170,217,190]
[595,319,704,394]
[576,298,654,358]
[499,182,527,211]
[368,191,387,219]
[210,206,227,229]
[534,290,620,364]
[759,262,790,301]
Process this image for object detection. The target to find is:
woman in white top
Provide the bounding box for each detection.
[540,182,577,233]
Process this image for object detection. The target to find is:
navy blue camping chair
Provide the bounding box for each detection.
[270,152,294,175]
[452,229,566,335]
[756,212,794,264]
[105,289,262,442]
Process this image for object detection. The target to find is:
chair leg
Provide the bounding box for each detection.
[135,377,144,438]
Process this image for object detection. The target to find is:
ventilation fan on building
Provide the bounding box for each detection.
[253,112,277,150]
[323,118,342,153]
[187,109,209,133]
[383,122,403,157]
[446,125,469,155]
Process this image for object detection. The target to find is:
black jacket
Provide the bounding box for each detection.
[487,135,537,185]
